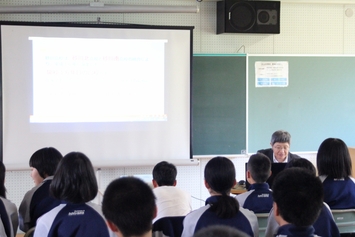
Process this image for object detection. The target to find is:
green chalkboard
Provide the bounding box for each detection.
[248,55,355,153]
[192,54,246,155]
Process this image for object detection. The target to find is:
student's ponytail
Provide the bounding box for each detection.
[205,157,239,218]
[209,191,239,218]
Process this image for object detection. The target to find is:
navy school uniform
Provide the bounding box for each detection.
[319,175,355,209]
[235,183,273,213]
[264,203,339,237]
[181,196,258,237]
[275,224,320,237]
[33,202,115,237]
[18,176,61,232]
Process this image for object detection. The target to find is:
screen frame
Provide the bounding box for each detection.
[0,21,194,168]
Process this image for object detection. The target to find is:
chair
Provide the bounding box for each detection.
[331,209,355,234]
[24,227,36,237]
[152,216,185,237]
[256,213,269,237]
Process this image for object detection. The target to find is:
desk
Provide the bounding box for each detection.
[231,184,246,195]
[231,189,246,195]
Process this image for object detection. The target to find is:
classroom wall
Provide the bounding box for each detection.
[1,0,354,232]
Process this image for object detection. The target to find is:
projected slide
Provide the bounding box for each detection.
[30,37,167,123]
[1,23,191,168]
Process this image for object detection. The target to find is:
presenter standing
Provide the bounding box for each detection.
[257,130,301,163]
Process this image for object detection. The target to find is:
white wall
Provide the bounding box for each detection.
[0,0,352,232]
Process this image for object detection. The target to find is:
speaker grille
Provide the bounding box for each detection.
[217,0,280,34]
[229,2,256,32]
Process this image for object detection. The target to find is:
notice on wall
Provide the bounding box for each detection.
[255,61,289,87]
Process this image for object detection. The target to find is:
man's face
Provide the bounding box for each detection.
[271,142,290,162]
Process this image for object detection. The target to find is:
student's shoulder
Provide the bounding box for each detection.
[235,190,253,200]
[184,205,209,221]
[0,196,16,208]
[21,184,43,201]
[238,206,257,220]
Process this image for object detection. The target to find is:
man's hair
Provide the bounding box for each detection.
[270,130,291,145]
[50,152,98,203]
[286,158,316,176]
[194,225,251,237]
[247,153,271,183]
[272,168,323,227]
[152,161,177,186]
[317,137,352,178]
[102,177,156,237]
[29,147,63,179]
[205,156,239,218]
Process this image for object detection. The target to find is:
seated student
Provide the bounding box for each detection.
[18,147,63,232]
[265,158,340,237]
[272,168,324,237]
[235,153,273,213]
[194,225,251,237]
[181,156,258,237]
[0,161,18,237]
[34,152,115,237]
[152,161,191,222]
[316,137,355,209]
[258,130,301,163]
[102,177,157,237]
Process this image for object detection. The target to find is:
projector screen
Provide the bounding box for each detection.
[0,22,193,169]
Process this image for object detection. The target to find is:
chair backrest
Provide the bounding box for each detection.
[24,227,36,237]
[331,209,355,234]
[256,213,269,237]
[152,216,185,237]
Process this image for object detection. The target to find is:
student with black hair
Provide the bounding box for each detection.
[18,147,63,232]
[33,152,115,237]
[152,161,191,222]
[102,177,157,237]
[317,137,355,209]
[181,156,258,237]
[265,158,340,237]
[236,153,273,213]
[0,161,18,237]
[272,168,324,237]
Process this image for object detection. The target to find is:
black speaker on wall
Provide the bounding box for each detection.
[217,0,280,34]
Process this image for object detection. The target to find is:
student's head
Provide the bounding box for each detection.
[194,225,251,237]
[102,177,156,237]
[204,157,239,218]
[152,161,177,187]
[29,147,63,185]
[50,152,98,204]
[317,138,352,179]
[0,161,6,198]
[247,153,271,184]
[286,158,316,176]
[270,130,291,162]
[272,168,323,227]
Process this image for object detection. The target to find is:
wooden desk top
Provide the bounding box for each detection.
[231,184,247,194]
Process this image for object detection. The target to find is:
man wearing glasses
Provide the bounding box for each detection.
[257,130,301,163]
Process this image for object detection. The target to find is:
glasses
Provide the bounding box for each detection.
[273,146,289,151]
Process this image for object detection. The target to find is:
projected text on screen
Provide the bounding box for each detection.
[30,37,168,123]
